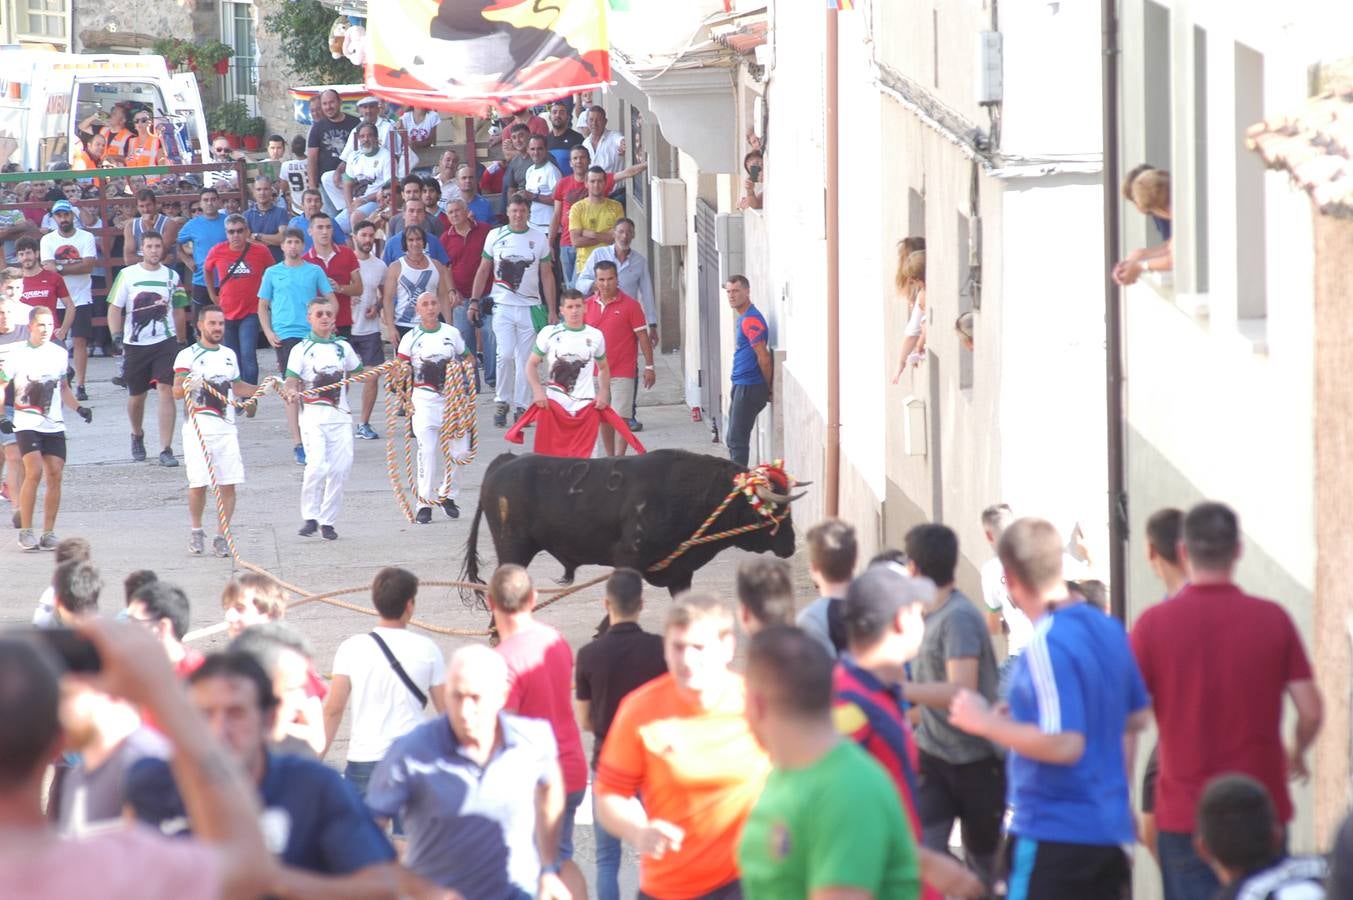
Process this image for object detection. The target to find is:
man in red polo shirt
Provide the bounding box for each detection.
[14,237,71,328]
[584,260,652,457]
[439,198,491,389]
[1130,501,1323,900]
[303,213,361,335]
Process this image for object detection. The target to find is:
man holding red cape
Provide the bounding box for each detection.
[507,288,643,457]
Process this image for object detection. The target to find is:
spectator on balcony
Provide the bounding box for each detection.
[739,150,764,211]
[892,247,927,383]
[398,106,440,156]
[1113,167,1172,286]
[581,106,626,176]
[306,89,359,217]
[433,150,463,211]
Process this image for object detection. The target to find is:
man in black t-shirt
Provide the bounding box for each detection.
[306,90,359,217]
[574,568,666,900]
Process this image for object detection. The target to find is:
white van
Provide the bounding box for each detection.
[0,48,209,172]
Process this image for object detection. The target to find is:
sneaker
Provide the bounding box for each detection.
[355,423,379,440]
[321,525,338,541]
[111,374,126,388]
[212,534,230,557]
[188,529,205,555]
[158,449,179,468]
[626,417,644,433]
[442,498,460,519]
[294,444,306,466]
[414,507,432,525]
[131,433,147,462]
[493,402,508,428]
[75,385,88,402]
[38,531,58,551]
[18,528,37,550]
[514,406,527,424]
[298,519,319,537]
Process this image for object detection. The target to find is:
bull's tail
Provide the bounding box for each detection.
[458,502,489,610]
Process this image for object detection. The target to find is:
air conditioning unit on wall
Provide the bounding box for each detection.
[650,178,687,246]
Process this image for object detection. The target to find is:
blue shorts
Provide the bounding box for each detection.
[559,788,586,861]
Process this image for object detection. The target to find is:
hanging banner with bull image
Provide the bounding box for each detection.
[365,0,611,116]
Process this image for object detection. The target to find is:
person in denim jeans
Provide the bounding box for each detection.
[724,275,771,467]
[575,570,667,900]
[322,567,445,837]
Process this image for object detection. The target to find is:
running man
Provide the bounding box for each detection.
[396,291,472,523]
[282,298,361,541]
[0,305,92,550]
[173,304,257,557]
[108,230,189,467]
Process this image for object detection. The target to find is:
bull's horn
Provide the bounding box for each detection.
[787,491,808,503]
[755,484,791,505]
[792,480,813,487]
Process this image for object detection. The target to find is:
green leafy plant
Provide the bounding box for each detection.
[192,40,235,74]
[246,115,267,139]
[208,100,251,136]
[263,0,357,85]
[152,37,194,70]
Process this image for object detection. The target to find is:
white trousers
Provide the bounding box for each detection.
[320,169,346,218]
[299,415,353,526]
[412,403,469,508]
[492,303,538,411]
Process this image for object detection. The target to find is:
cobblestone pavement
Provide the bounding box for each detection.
[0,349,815,896]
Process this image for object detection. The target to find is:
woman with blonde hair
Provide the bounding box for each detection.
[892,248,927,383]
[1113,167,1172,285]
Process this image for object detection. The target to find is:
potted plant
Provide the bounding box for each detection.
[241,116,266,151]
[193,40,236,76]
[211,100,250,149]
[152,37,193,71]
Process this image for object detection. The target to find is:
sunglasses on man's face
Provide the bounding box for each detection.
[213,146,230,154]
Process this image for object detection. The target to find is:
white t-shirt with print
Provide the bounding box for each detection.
[173,343,242,435]
[484,225,550,307]
[279,158,309,212]
[400,110,441,146]
[331,627,445,762]
[980,555,1033,657]
[39,228,97,307]
[0,340,69,433]
[351,255,387,337]
[285,335,362,424]
[110,264,184,347]
[523,162,561,228]
[342,149,392,201]
[534,322,605,413]
[397,323,468,410]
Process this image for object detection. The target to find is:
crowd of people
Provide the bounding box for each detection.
[3,499,1350,900]
[0,89,666,552]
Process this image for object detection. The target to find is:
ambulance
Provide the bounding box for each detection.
[0,48,210,171]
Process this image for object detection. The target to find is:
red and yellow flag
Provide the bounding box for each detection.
[366,0,611,116]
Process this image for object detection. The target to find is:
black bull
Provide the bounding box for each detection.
[462,449,800,599]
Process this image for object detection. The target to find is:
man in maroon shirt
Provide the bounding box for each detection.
[489,564,589,900]
[14,236,73,335]
[1130,501,1323,900]
[584,260,652,457]
[440,198,492,390]
[303,213,361,335]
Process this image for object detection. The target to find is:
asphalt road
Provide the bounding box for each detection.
[1,348,815,897]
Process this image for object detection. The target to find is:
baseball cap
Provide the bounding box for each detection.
[841,565,935,646]
[356,96,379,106]
[50,200,75,214]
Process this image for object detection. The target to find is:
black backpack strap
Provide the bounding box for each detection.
[369,632,427,708]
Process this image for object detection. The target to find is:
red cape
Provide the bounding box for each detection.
[505,401,646,457]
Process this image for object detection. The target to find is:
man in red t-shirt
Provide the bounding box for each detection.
[302,213,361,333]
[584,260,652,457]
[14,237,73,335]
[488,564,589,900]
[203,215,275,386]
[1130,501,1323,900]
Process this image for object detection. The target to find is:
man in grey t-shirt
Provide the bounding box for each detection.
[901,523,1006,885]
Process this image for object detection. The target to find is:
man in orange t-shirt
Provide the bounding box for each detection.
[595,593,770,900]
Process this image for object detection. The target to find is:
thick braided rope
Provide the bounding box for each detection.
[390,357,480,511]
[182,389,240,560]
[382,364,416,523]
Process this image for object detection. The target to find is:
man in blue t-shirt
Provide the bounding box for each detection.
[950,517,1150,900]
[724,274,771,467]
[126,652,405,895]
[288,188,348,254]
[259,227,337,465]
[176,186,228,308]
